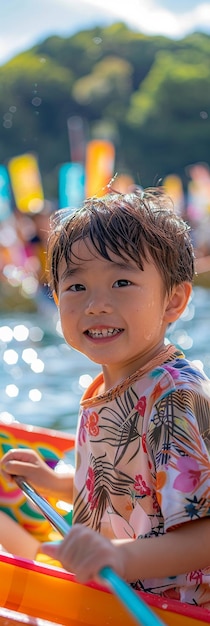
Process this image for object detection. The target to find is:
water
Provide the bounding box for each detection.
[0,285,210,434]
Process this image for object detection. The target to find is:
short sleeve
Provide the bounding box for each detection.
[147,387,210,531]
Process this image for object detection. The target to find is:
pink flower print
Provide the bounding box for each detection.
[163,365,180,379]
[103,510,136,539]
[136,396,146,417]
[86,466,95,496]
[173,457,201,493]
[142,433,147,453]
[134,474,151,496]
[86,466,98,510]
[78,412,89,445]
[86,411,99,436]
[104,504,150,539]
[188,570,203,585]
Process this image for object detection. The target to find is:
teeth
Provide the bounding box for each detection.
[87,328,121,338]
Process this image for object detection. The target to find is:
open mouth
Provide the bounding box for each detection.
[85,328,123,338]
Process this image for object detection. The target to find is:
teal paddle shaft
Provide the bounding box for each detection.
[15,476,166,626]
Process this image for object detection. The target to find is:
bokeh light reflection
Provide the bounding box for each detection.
[0,412,16,424]
[0,326,13,342]
[181,301,195,322]
[79,374,93,389]
[3,349,18,365]
[22,348,38,364]
[21,275,39,296]
[171,330,193,350]
[13,325,29,341]
[5,384,19,397]
[3,265,23,287]
[30,359,44,373]
[29,326,44,342]
[28,389,42,402]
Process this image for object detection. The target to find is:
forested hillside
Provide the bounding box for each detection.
[0,22,209,198]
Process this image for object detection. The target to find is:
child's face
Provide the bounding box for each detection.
[56,238,175,385]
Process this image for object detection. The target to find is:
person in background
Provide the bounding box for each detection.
[1,188,210,607]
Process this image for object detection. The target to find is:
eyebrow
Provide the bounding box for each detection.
[60,266,81,281]
[60,259,139,282]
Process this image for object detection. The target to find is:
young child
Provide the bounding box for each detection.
[1,188,210,607]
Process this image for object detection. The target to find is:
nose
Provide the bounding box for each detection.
[85,288,113,315]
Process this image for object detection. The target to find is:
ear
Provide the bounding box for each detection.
[163,282,192,324]
[53,290,59,307]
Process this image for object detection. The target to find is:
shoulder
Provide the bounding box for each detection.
[149,357,210,401]
[137,357,210,431]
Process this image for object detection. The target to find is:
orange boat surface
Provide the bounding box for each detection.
[0,552,210,626]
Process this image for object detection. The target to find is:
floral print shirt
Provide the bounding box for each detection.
[73,345,210,607]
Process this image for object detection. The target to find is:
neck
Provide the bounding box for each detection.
[102,341,172,392]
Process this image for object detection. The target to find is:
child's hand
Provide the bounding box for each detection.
[0,448,53,493]
[41,524,126,584]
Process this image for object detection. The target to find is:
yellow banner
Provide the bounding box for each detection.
[8,153,44,213]
[163,174,184,216]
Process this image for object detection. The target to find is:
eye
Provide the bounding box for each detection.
[68,283,86,292]
[113,279,132,288]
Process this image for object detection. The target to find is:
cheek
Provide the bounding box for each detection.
[59,298,77,318]
[59,306,78,338]
[136,299,165,340]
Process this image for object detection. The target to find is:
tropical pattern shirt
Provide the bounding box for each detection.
[73,344,210,607]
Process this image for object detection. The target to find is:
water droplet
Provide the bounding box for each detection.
[31,97,42,107]
[200,111,208,119]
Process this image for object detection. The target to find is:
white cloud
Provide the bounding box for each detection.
[79,0,210,38]
[0,0,210,66]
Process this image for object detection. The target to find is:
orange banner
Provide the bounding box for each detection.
[85,140,115,198]
[8,153,44,213]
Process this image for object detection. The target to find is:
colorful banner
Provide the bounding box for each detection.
[112,173,135,193]
[187,163,210,221]
[85,140,115,198]
[8,153,44,213]
[163,174,184,216]
[0,165,12,221]
[67,116,86,164]
[59,162,85,209]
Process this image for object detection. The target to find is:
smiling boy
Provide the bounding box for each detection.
[1,189,210,606]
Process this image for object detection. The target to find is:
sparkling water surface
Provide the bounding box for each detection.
[0,286,209,434]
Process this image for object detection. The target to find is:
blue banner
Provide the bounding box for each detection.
[59,163,85,209]
[0,165,12,221]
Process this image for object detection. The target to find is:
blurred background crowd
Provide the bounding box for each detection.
[1,12,210,312]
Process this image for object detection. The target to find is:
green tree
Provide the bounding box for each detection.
[0,24,210,195]
[0,52,74,196]
[126,51,210,185]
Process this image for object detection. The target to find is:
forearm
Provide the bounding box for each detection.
[41,517,210,585]
[115,518,210,582]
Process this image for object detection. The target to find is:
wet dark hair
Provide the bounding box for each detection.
[46,187,195,296]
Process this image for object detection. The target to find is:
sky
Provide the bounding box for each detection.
[1,0,210,66]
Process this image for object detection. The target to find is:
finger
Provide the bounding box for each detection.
[3,449,39,462]
[1,459,38,477]
[0,469,15,482]
[41,540,62,559]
